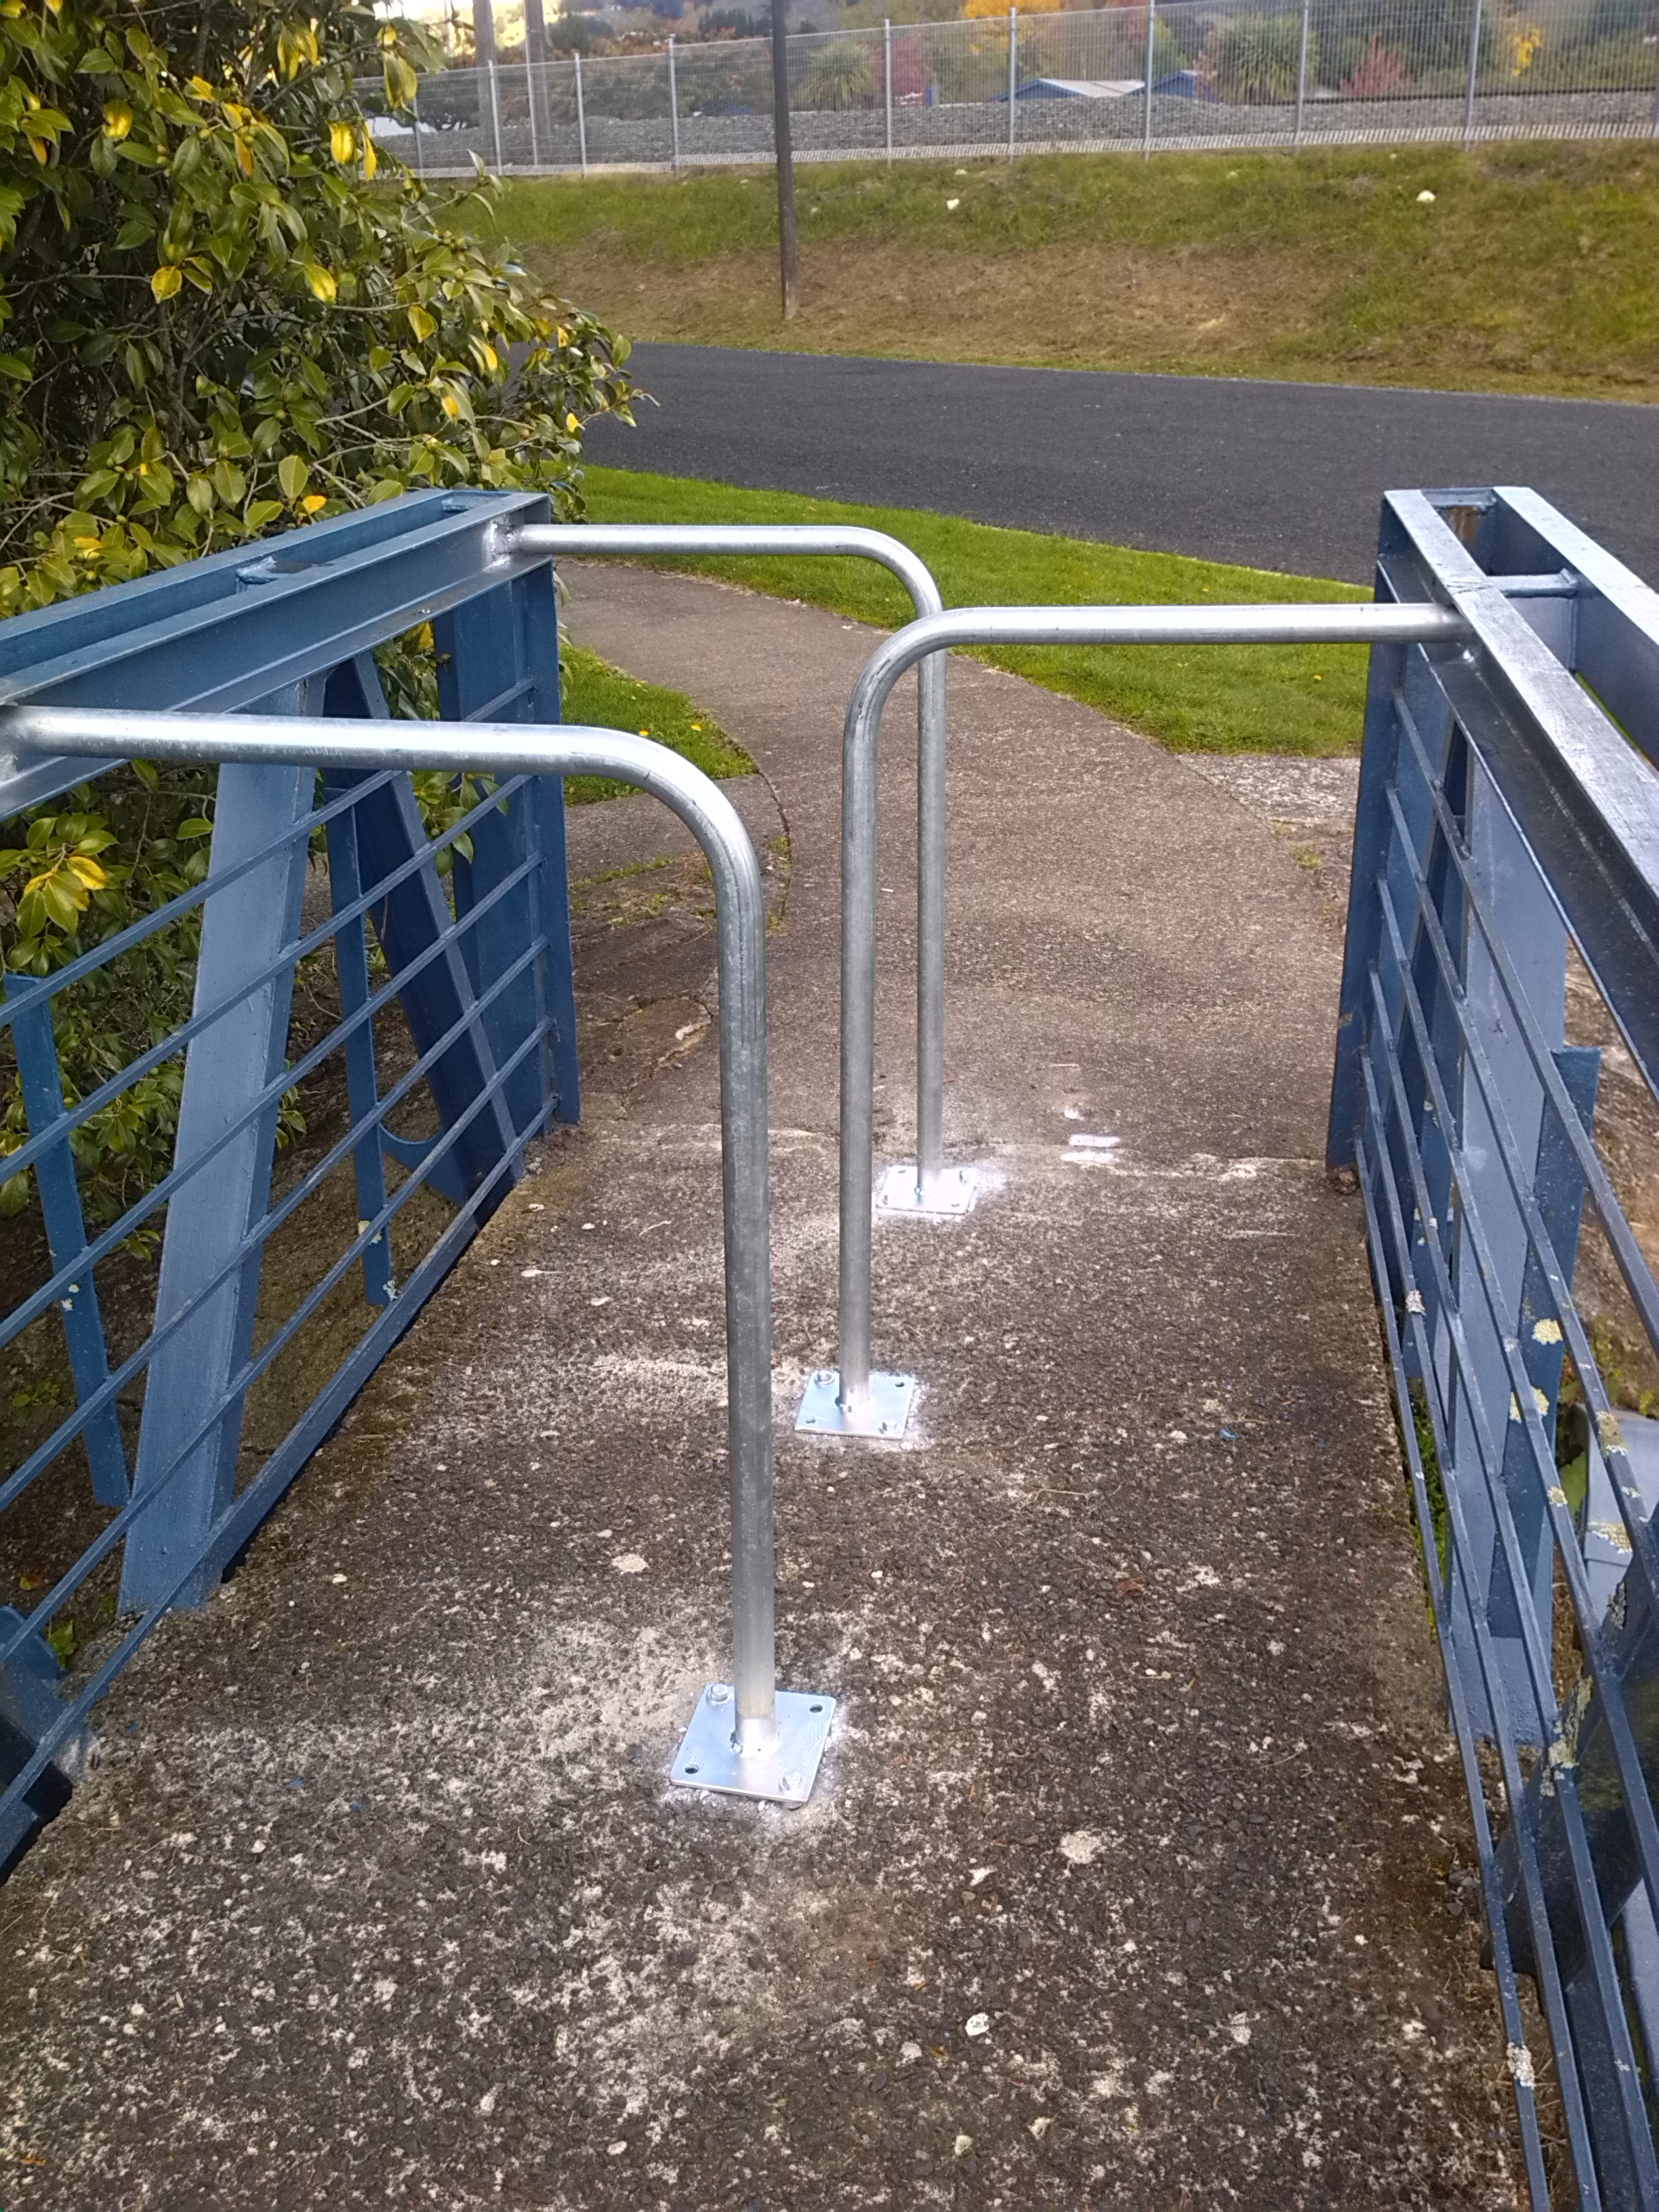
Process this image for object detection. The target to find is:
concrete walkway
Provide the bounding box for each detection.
[0,573,1519,2208]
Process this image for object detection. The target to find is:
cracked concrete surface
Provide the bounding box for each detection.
[0,569,1521,2207]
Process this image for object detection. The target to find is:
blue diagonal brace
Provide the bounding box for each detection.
[120,701,314,1612]
[3,980,129,1506]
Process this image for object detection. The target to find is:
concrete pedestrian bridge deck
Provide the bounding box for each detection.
[0,569,1519,2206]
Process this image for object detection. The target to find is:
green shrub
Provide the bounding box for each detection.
[0,0,634,1226]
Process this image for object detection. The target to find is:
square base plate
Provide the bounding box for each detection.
[875,1162,983,1218]
[796,1366,917,1439]
[670,1684,836,1805]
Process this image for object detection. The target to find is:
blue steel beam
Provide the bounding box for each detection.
[0,489,554,813]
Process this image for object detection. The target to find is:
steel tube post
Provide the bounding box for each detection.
[1008,8,1017,155]
[668,37,680,170]
[829,600,1472,1433]
[1462,0,1483,146]
[512,518,952,1210]
[4,703,829,1802]
[884,19,893,161]
[527,58,540,169]
[487,58,504,169]
[1142,0,1154,155]
[574,51,588,176]
[1294,0,1310,146]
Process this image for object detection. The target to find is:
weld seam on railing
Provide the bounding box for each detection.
[0,815,537,1212]
[1376,823,1659,1629]
[0,1041,556,1819]
[0,1010,552,1687]
[1357,1118,1596,2194]
[0,769,404,1013]
[1361,1027,1659,2178]
[0,938,550,1516]
[1370,923,1659,1914]
[1394,689,1659,1350]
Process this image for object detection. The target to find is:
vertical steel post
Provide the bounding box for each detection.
[1007,8,1017,155]
[771,0,800,319]
[1462,0,1483,146]
[1142,0,1155,155]
[527,58,540,168]
[487,57,504,169]
[668,37,680,170]
[574,49,588,176]
[884,18,893,161]
[411,81,426,179]
[9,700,836,1809]
[1294,0,1310,146]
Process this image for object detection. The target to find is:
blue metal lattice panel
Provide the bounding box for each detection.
[1330,488,1659,2207]
[0,495,577,1850]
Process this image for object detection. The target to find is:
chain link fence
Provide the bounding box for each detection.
[359,0,1658,173]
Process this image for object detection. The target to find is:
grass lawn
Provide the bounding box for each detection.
[493,140,1659,401]
[576,465,1372,756]
[560,639,752,799]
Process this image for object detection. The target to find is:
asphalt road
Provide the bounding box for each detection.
[585,342,1659,586]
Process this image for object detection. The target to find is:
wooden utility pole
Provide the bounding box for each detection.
[770,0,799,320]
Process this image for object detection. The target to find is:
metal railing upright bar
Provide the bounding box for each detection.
[516,518,960,1214]
[795,597,1469,1439]
[1,703,835,1813]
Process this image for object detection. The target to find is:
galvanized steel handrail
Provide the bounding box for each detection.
[830,598,1472,1423]
[2,703,786,1770]
[512,520,957,1204]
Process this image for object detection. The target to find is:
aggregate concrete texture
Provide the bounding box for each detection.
[0,571,1521,2207]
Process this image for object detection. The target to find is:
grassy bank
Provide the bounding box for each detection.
[576,466,1372,755]
[495,140,1659,400]
[560,640,750,798]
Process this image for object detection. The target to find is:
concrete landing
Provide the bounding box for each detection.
[0,571,1519,2208]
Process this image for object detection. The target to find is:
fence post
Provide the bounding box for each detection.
[487,57,504,169]
[1294,0,1310,146]
[884,18,893,161]
[668,36,680,170]
[1007,7,1017,155]
[1462,0,1483,146]
[526,58,540,168]
[1142,0,1155,156]
[574,49,588,176]
[411,80,426,179]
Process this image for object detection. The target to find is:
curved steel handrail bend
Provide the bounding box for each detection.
[832,599,1474,1418]
[3,703,783,1763]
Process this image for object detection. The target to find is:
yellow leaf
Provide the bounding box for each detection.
[565,411,580,433]
[441,390,462,420]
[66,855,108,891]
[151,265,182,301]
[102,102,132,141]
[363,136,377,180]
[329,121,355,165]
[555,325,568,346]
[304,264,337,304]
[300,493,327,514]
[25,136,49,165]
[407,303,436,341]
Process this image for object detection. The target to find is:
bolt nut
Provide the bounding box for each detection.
[709,1684,731,1706]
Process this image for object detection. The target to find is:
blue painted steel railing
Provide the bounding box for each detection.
[1329,487,1659,2207]
[0,491,579,1868]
